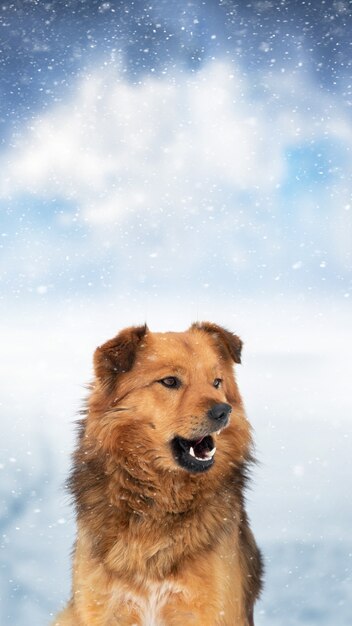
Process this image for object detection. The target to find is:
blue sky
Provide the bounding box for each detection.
[1,0,351,303]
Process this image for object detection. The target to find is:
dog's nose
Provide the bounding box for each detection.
[207,403,232,426]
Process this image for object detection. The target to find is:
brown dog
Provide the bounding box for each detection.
[53,322,263,626]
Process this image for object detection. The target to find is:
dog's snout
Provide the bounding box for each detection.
[207,402,232,425]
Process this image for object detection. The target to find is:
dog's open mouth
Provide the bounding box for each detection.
[171,434,216,473]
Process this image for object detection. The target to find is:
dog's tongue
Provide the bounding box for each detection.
[178,434,215,460]
[193,435,215,459]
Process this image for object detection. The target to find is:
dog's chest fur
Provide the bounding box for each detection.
[113,581,181,626]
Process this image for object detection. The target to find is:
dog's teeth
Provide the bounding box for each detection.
[216,430,221,435]
[190,445,216,462]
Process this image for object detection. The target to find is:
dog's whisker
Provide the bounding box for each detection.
[105,406,133,416]
[111,406,130,412]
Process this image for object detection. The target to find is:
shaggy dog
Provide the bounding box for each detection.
[53,322,263,626]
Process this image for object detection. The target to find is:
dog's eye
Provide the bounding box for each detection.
[213,378,222,389]
[159,377,181,389]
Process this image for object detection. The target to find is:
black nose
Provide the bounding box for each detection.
[207,402,232,426]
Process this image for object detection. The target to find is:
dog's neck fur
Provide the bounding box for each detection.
[70,417,248,582]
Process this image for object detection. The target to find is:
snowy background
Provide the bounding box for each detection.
[1,1,352,624]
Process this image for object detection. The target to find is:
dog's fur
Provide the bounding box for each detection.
[53,323,263,626]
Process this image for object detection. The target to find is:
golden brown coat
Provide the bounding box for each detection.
[53,322,263,626]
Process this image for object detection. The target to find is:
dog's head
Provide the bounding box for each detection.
[89,323,251,476]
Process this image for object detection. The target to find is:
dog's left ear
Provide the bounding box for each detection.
[94,324,148,389]
[191,322,243,364]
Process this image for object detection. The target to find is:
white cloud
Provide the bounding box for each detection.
[2,60,338,224]
[2,59,352,287]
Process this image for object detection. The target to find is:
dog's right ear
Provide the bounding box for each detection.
[191,321,243,364]
[93,324,148,389]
